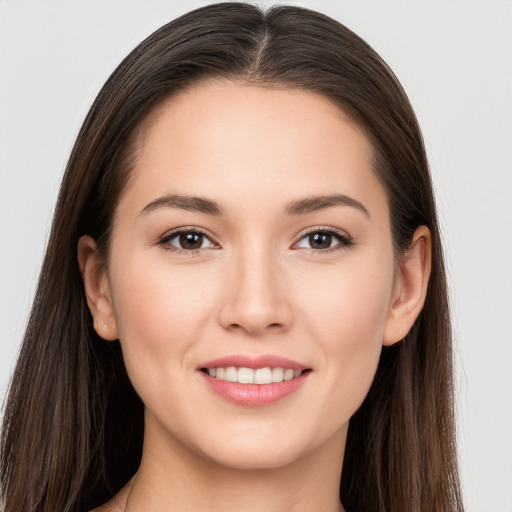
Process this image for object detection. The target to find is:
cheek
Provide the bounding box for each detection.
[299,254,394,347]
[107,251,219,387]
[295,253,394,417]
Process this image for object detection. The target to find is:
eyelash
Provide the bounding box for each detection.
[158,227,219,256]
[295,226,354,254]
[157,226,354,256]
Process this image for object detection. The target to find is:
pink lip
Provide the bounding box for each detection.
[199,354,308,371]
[199,371,309,407]
[197,354,311,407]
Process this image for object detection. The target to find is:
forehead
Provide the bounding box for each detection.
[118,81,387,219]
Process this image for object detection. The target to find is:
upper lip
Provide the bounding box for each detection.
[199,354,309,371]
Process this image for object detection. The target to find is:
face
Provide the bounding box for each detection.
[97,82,402,470]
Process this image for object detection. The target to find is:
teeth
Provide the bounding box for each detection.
[206,366,304,384]
[254,367,272,384]
[272,367,284,382]
[238,367,254,384]
[283,369,294,381]
[225,366,237,382]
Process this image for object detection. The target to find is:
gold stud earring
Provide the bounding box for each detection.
[93,321,107,331]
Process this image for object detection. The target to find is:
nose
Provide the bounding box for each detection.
[218,244,292,336]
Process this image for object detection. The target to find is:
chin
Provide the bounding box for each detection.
[200,440,311,471]
[186,418,344,472]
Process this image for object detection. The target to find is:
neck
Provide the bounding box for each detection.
[123,417,347,512]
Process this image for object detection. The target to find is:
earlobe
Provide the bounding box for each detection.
[383,226,432,346]
[77,235,119,341]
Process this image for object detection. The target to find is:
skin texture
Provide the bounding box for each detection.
[79,82,431,512]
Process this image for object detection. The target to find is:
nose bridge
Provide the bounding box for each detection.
[220,237,291,335]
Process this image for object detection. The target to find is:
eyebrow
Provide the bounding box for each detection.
[284,194,369,217]
[139,193,369,218]
[140,194,224,216]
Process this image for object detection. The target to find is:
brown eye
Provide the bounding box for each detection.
[178,232,204,250]
[159,229,216,252]
[309,233,332,250]
[294,228,353,252]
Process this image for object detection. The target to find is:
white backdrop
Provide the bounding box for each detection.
[0,1,511,510]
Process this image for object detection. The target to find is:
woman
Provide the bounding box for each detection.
[0,3,464,511]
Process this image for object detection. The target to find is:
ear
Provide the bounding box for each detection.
[383,226,432,346]
[77,235,119,341]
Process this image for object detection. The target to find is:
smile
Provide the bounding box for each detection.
[198,355,311,406]
[204,366,304,384]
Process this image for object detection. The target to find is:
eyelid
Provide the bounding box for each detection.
[292,226,354,252]
[156,225,353,255]
[157,226,220,254]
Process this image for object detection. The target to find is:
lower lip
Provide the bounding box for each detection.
[199,371,309,406]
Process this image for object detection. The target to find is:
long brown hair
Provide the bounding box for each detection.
[1,3,464,511]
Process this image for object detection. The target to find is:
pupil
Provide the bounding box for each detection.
[179,233,203,249]
[310,233,331,249]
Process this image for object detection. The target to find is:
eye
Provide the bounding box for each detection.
[293,228,353,252]
[158,228,218,253]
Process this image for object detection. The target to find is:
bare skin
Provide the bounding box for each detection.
[82,82,430,512]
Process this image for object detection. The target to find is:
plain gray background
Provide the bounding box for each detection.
[1,1,511,510]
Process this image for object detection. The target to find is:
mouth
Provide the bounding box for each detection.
[198,355,311,406]
[200,366,309,384]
